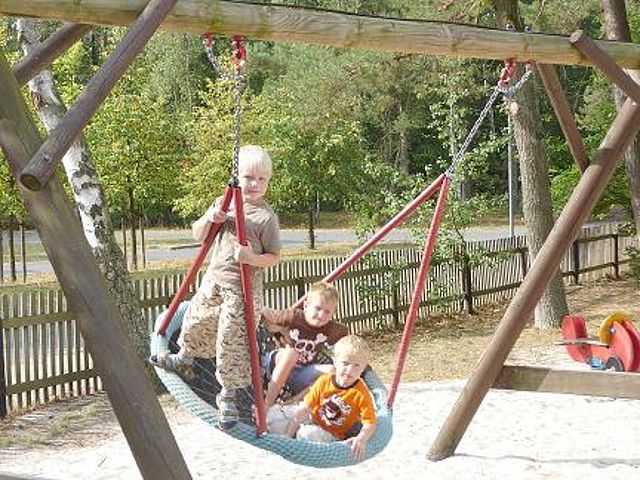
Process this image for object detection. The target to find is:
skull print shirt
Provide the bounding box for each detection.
[263,308,348,365]
[304,373,376,440]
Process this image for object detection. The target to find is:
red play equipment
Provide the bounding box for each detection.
[560,313,640,372]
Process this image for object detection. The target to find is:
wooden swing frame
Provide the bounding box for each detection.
[2,1,640,478]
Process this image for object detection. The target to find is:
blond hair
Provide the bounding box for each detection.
[334,335,371,363]
[307,281,339,305]
[239,145,272,178]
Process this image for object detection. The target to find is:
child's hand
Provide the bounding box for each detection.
[233,242,254,264]
[205,205,226,223]
[345,434,368,460]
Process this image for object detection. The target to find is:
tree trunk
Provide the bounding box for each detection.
[8,218,16,282]
[0,225,4,282]
[17,19,150,361]
[308,207,316,250]
[128,186,138,270]
[493,0,568,328]
[603,0,640,241]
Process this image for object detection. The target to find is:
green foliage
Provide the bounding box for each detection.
[1,3,638,233]
[86,70,185,221]
[627,246,640,281]
[173,78,238,218]
[247,46,373,215]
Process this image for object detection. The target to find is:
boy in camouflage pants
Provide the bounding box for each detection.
[153,145,280,430]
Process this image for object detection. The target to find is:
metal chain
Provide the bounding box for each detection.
[231,67,245,180]
[445,63,533,179]
[202,34,247,182]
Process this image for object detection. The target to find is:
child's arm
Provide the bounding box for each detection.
[192,203,226,242]
[234,245,279,268]
[284,403,311,438]
[261,308,288,334]
[344,423,376,460]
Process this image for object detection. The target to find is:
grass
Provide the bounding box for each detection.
[278,211,356,229]
[0,400,101,449]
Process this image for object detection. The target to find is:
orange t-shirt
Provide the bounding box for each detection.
[304,374,377,440]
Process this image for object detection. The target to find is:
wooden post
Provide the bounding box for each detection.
[19,0,179,191]
[122,217,128,269]
[392,284,400,330]
[461,243,474,314]
[295,277,306,300]
[613,232,620,278]
[3,1,640,68]
[12,23,93,86]
[518,247,528,279]
[570,30,640,103]
[0,311,6,418]
[8,219,16,282]
[427,96,640,462]
[0,51,191,479]
[140,216,146,269]
[572,239,580,285]
[536,63,589,172]
[20,222,26,282]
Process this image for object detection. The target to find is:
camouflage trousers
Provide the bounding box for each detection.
[178,282,263,390]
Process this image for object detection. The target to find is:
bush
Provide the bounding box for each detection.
[627,246,640,281]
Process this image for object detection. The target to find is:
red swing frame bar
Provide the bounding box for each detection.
[291,173,451,408]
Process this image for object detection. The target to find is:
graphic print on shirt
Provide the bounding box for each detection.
[319,394,352,427]
[289,329,327,364]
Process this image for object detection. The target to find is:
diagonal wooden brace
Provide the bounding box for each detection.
[19,0,178,192]
[13,23,93,86]
[571,29,640,103]
[536,63,589,172]
[427,96,640,461]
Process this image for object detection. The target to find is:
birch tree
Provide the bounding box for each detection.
[17,19,149,361]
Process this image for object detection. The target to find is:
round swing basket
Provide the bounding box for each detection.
[150,302,393,468]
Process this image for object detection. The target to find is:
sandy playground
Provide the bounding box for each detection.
[1,278,640,479]
[2,368,640,479]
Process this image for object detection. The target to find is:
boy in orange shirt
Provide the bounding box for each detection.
[270,335,377,460]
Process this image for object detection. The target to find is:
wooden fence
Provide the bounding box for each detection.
[0,224,636,416]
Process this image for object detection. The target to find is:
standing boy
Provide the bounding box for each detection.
[153,145,281,430]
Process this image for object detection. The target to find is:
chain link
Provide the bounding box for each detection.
[202,34,247,182]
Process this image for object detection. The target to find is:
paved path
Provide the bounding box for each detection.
[1,226,526,276]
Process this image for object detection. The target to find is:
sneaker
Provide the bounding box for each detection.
[216,392,238,430]
[235,386,256,426]
[149,352,195,381]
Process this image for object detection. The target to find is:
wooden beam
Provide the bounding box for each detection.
[12,23,93,86]
[0,52,191,479]
[494,365,640,400]
[571,30,640,103]
[19,0,179,191]
[2,0,640,68]
[427,97,640,462]
[536,63,589,172]
[0,315,6,418]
